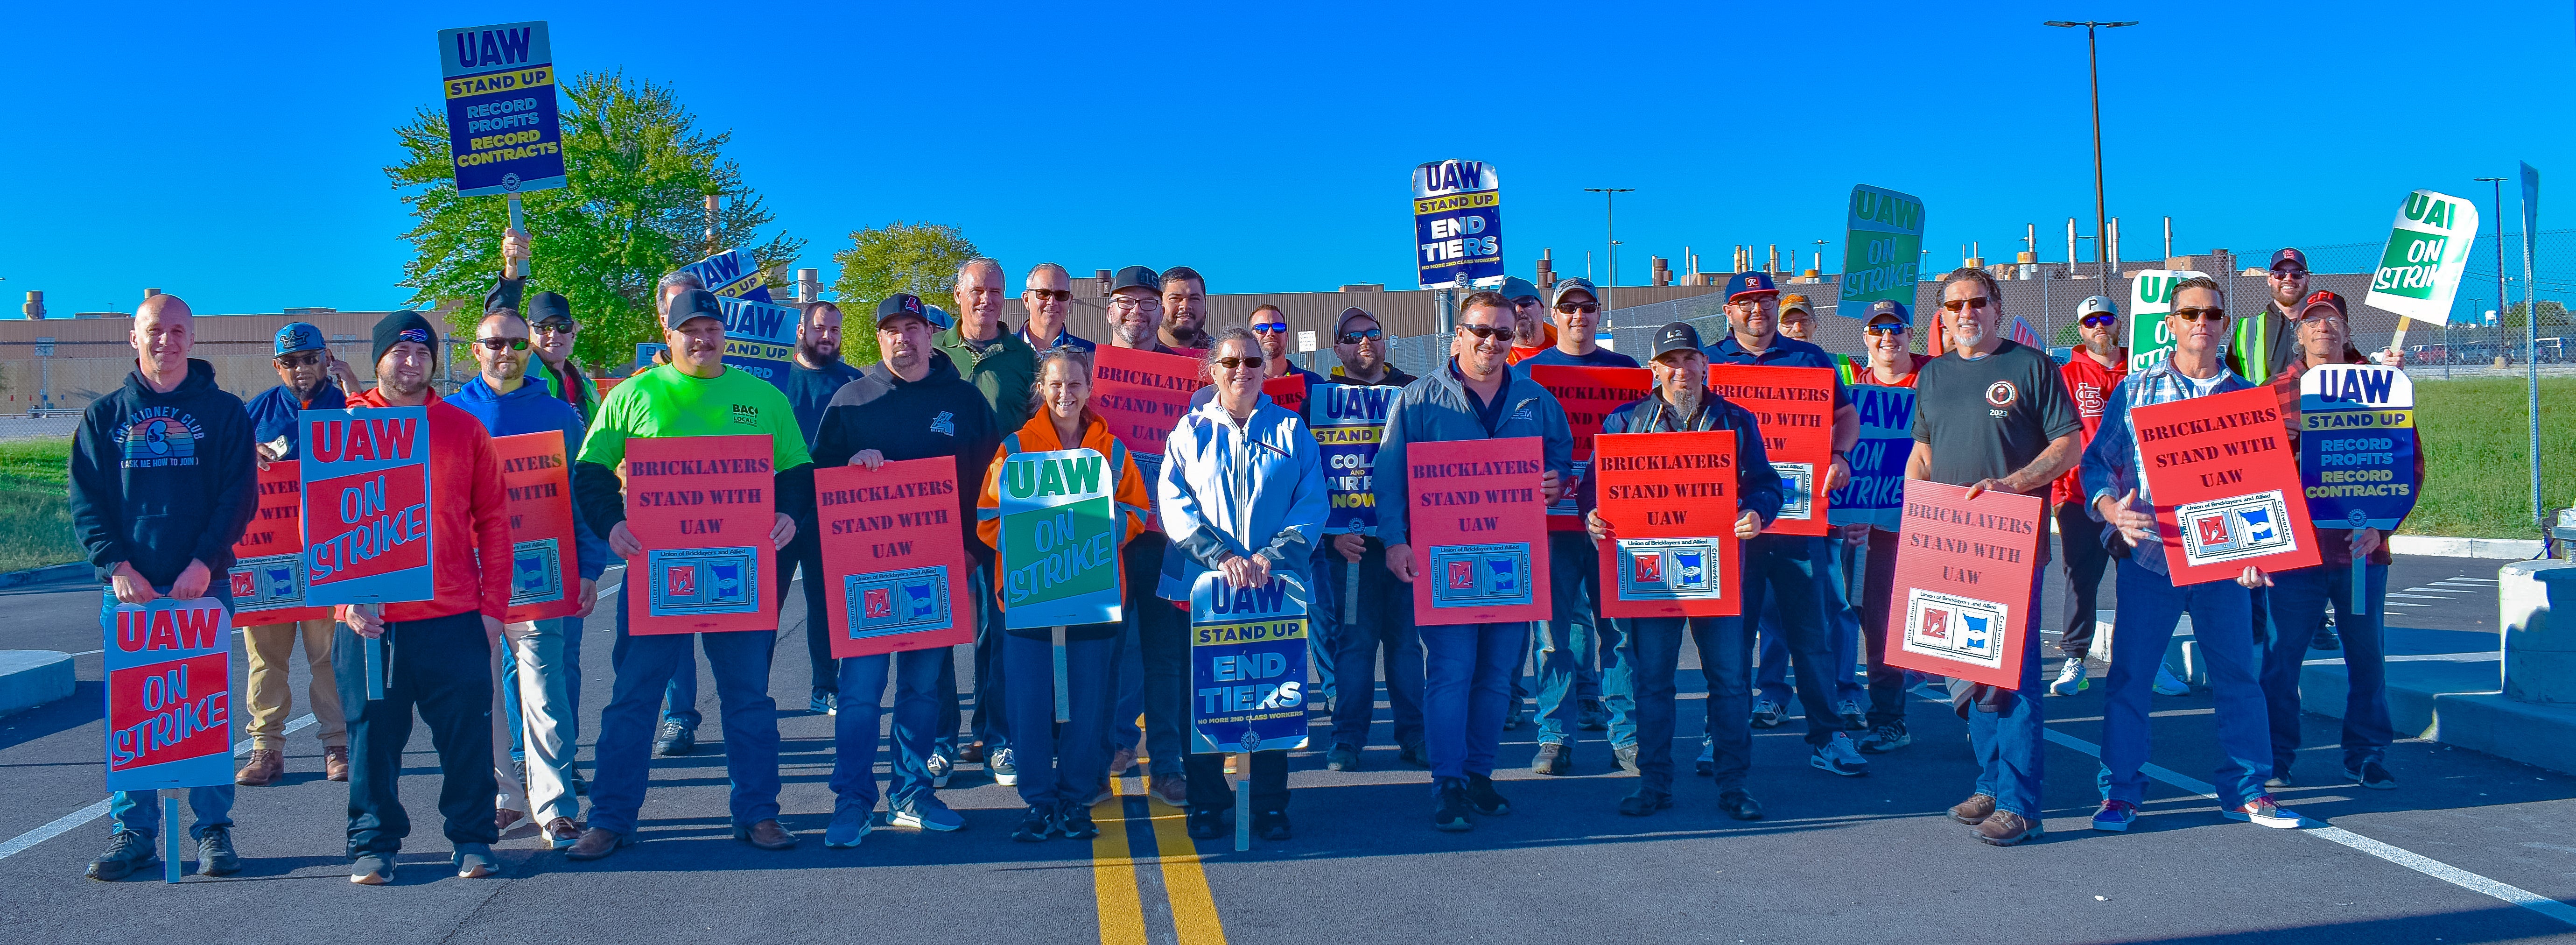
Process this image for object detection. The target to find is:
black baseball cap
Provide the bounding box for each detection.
[2269,247,2310,272]
[526,291,575,328]
[877,293,931,330]
[1651,322,1704,361]
[664,289,724,330]
[1335,306,1377,334]
[1109,266,1160,296]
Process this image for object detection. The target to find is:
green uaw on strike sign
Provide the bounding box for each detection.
[997,448,1123,628]
[2364,190,2480,326]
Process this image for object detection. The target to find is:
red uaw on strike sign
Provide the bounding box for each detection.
[625,435,777,634]
[1707,364,1835,536]
[1591,430,1739,618]
[1088,346,1206,525]
[299,407,435,604]
[1884,480,2044,689]
[1526,365,1652,533]
[495,430,580,623]
[104,597,234,791]
[2133,386,2321,585]
[817,458,974,659]
[228,461,329,628]
[1406,437,1551,626]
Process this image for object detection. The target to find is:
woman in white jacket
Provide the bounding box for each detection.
[1156,326,1328,841]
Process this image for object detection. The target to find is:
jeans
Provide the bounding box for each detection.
[938,564,1008,756]
[832,645,946,814]
[1112,536,1187,777]
[660,637,707,730]
[1535,532,1634,747]
[110,786,233,840]
[334,610,498,856]
[491,618,577,825]
[2103,557,2271,808]
[1856,528,1909,729]
[788,528,838,698]
[1755,536,1864,711]
[1418,617,1530,783]
[2261,563,2394,771]
[242,617,345,751]
[1002,630,1116,809]
[1327,538,1425,752]
[589,589,783,835]
[2055,504,2112,658]
[1625,614,1750,795]
[1739,535,1843,747]
[1965,569,2049,820]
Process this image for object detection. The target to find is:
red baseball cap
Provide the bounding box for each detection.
[2299,289,2347,318]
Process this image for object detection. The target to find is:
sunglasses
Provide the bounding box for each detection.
[475,337,531,351]
[1338,328,1383,344]
[1251,323,1288,334]
[2170,307,2229,322]
[1863,323,1907,336]
[1555,303,1601,315]
[2080,314,2118,328]
[1211,356,1261,370]
[1456,324,1511,340]
[275,352,324,368]
[1027,289,1072,302]
[535,323,576,335]
[1940,297,1993,313]
[2269,269,2309,279]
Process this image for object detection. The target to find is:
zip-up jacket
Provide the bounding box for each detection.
[976,410,1151,640]
[2078,360,2257,576]
[347,388,514,621]
[934,324,1039,435]
[448,376,618,581]
[813,351,1002,563]
[1580,389,1785,527]
[69,360,258,586]
[1154,394,1328,601]
[1370,358,1575,549]
[243,380,345,460]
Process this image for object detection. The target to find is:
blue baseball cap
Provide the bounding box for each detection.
[1501,276,1542,304]
[1727,271,1779,302]
[1862,300,1912,328]
[274,321,327,356]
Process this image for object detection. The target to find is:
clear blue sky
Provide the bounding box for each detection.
[3,0,2567,317]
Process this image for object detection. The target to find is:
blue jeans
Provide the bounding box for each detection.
[1109,537,1187,777]
[661,637,706,729]
[1327,539,1425,752]
[1535,532,1634,746]
[1624,614,1750,795]
[2261,563,2393,771]
[1739,535,1843,747]
[2104,557,2271,808]
[832,646,945,813]
[104,581,238,841]
[590,591,782,834]
[1965,568,2048,819]
[1418,618,1530,783]
[1755,536,1864,709]
[1003,630,1116,809]
[937,564,1008,756]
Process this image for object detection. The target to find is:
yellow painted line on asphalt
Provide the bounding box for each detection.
[1138,785,1229,945]
[1086,744,1231,945]
[1091,776,1148,945]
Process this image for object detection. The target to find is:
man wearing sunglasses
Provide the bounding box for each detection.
[1018,262,1094,353]
[234,321,359,788]
[1318,306,1427,772]
[2049,296,2160,698]
[1700,271,1868,778]
[488,228,599,424]
[1502,276,1554,367]
[2080,276,2304,833]
[1246,305,1326,392]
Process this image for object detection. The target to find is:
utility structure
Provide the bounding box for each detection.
[1584,187,1635,327]
[2045,19,2138,281]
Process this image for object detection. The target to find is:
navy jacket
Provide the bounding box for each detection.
[1370,358,1575,549]
[1581,390,1785,527]
[242,381,345,460]
[811,351,1003,561]
[787,358,864,450]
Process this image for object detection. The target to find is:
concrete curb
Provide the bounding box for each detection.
[0,650,74,718]
[0,562,86,590]
[2390,536,2548,560]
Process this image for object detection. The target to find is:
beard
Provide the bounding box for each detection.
[799,339,839,363]
[1113,318,1156,347]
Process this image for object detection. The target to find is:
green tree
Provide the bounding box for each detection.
[387,70,806,369]
[830,222,980,365]
[2499,300,2571,331]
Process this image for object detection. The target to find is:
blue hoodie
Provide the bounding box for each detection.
[449,375,616,581]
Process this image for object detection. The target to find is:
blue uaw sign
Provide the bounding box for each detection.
[2298,364,2419,530]
[1828,384,1915,529]
[1189,571,1310,754]
[682,247,774,303]
[1413,159,1503,289]
[715,294,800,392]
[437,21,564,197]
[1310,382,1397,536]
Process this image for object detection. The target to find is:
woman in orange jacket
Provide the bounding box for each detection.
[976,346,1149,843]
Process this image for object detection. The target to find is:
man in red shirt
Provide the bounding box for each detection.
[2047,296,2131,697]
[332,311,515,884]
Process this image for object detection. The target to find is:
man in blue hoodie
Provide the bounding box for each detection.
[71,293,259,880]
[449,308,616,848]
[234,321,359,788]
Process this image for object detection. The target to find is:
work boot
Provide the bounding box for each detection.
[1530,741,1571,776]
[235,748,284,786]
[1948,793,1996,825]
[1975,810,2043,846]
[323,745,351,782]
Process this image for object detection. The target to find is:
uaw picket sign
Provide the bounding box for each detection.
[1707,364,1835,536]
[1830,383,1915,530]
[2299,365,2420,531]
[2127,271,2209,374]
[817,458,974,658]
[228,461,329,628]
[436,21,564,197]
[1405,437,1550,626]
[1591,430,1740,619]
[996,448,1123,628]
[1311,382,1399,536]
[298,408,434,605]
[1839,184,1925,314]
[2365,190,2481,326]
[1884,480,2043,690]
[1189,571,1311,754]
[624,435,776,634]
[104,596,234,791]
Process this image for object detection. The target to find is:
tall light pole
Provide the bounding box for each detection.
[2476,176,2509,351]
[1585,187,1635,325]
[2045,20,2137,280]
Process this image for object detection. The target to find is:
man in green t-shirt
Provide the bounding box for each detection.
[934,257,1039,436]
[563,288,817,861]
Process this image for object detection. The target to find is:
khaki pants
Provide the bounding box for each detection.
[243,618,347,752]
[492,619,579,825]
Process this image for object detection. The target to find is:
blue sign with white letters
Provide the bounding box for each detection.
[1412,159,1504,289]
[437,21,565,197]
[1189,571,1310,754]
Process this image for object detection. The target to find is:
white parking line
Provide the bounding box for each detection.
[0,713,313,863]
[2039,727,2576,929]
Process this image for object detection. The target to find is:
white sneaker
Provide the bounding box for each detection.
[1808,733,1869,777]
[2152,664,2190,696]
[2050,658,2089,696]
[927,752,953,788]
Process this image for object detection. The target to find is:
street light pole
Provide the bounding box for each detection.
[1585,187,1635,327]
[2046,20,2137,280]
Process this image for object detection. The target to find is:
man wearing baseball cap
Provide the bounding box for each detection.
[233,321,358,786]
[2048,296,2162,698]
[1104,265,1187,356]
[1094,264,1193,804]
[1318,306,1427,772]
[1775,294,1855,384]
[488,227,601,423]
[1843,301,1935,756]
[1584,321,1781,820]
[1699,271,1870,778]
[1754,289,1867,737]
[1502,276,1555,366]
[566,288,816,860]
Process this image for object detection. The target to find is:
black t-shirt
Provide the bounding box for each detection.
[1911,340,2081,487]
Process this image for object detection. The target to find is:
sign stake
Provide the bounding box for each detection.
[2354,558,2369,616]
[162,797,182,883]
[1051,625,1070,724]
[1234,765,1251,851]
[362,605,386,702]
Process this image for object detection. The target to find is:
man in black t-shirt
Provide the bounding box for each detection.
[1907,268,2084,847]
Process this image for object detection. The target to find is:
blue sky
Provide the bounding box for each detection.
[3,0,2568,317]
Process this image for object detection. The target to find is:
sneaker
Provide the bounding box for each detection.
[825,807,875,848]
[928,752,954,789]
[1464,775,1512,816]
[1716,789,1765,821]
[2223,796,2304,829]
[2152,664,2190,696]
[1530,741,1571,776]
[453,843,501,878]
[1809,733,1869,777]
[2311,627,2342,652]
[988,748,1018,787]
[1150,775,1188,807]
[809,691,837,716]
[86,832,155,881]
[2263,772,2295,789]
[196,825,240,876]
[655,719,695,756]
[351,852,394,885]
[1057,801,1100,840]
[1616,790,1673,817]
[1186,808,1228,840]
[890,798,964,832]
[2345,760,2398,790]
[1975,810,2043,846]
[1396,744,1431,769]
[1948,793,1996,825]
[1106,746,1137,779]
[1011,804,1055,843]
[1856,723,1911,754]
[1613,742,1641,774]
[1432,778,1474,832]
[1325,745,1362,772]
[2050,658,2089,696]
[1579,698,1609,731]
[1835,700,1866,730]
[2091,798,2138,832]
[1749,700,1785,728]
[1694,742,1715,777]
[1255,810,1292,840]
[235,748,284,786]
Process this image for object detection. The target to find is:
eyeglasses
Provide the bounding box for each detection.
[2170,307,2229,322]
[535,323,576,335]
[1027,289,1072,302]
[1456,324,1510,340]
[475,337,531,351]
[2268,269,2309,280]
[1555,303,1601,315]
[1337,328,1383,345]
[275,352,324,368]
[1940,297,1993,313]
[1251,323,1288,334]
[1212,356,1261,370]
[2080,314,2119,328]
[1863,323,1907,336]
[1109,297,1162,311]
